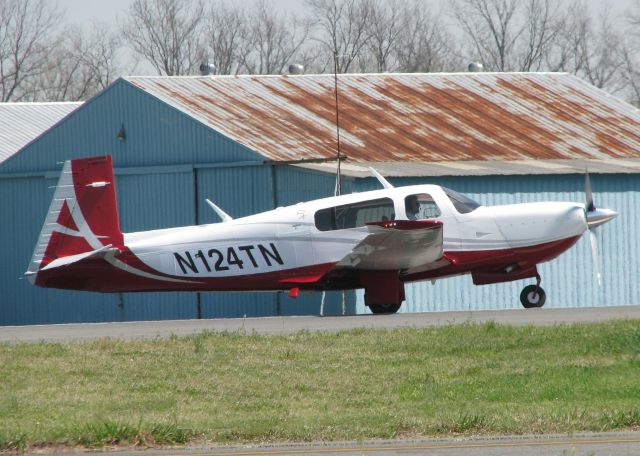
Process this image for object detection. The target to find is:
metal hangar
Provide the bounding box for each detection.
[1,72,638,325]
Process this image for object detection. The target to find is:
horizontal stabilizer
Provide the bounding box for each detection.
[31,244,117,274]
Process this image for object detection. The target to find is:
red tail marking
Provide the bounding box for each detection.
[45,232,94,262]
[57,200,80,232]
[71,156,124,246]
[44,200,94,262]
[39,155,124,269]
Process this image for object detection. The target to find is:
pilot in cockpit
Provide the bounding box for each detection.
[405,195,420,220]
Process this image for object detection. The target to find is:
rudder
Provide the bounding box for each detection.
[26,155,123,283]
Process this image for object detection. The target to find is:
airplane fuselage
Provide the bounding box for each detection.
[27,156,616,312]
[33,184,586,292]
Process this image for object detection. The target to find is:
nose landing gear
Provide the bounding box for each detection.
[520,274,546,308]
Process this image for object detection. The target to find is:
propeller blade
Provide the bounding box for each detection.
[585,172,595,213]
[589,230,602,287]
[584,172,618,229]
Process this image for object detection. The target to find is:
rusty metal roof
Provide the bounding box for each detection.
[125,73,640,175]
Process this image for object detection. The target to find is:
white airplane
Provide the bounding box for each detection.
[26,155,617,314]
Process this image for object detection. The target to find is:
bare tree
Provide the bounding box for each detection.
[396,1,457,73]
[122,0,204,76]
[550,2,626,94]
[621,42,640,103]
[79,23,123,92]
[359,0,404,72]
[620,0,640,101]
[243,0,310,74]
[451,0,563,72]
[517,0,562,71]
[201,1,250,75]
[0,0,62,101]
[307,0,373,73]
[28,23,123,101]
[451,0,519,71]
[353,0,456,73]
[580,8,625,91]
[546,1,586,73]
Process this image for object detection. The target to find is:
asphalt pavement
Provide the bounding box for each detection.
[39,433,640,456]
[2,305,640,344]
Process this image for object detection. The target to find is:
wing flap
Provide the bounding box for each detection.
[337,220,444,271]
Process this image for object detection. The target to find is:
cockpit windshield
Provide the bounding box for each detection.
[443,187,481,214]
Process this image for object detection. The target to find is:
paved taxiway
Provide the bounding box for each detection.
[2,305,640,344]
[45,433,640,456]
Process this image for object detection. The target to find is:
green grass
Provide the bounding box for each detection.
[1,320,640,450]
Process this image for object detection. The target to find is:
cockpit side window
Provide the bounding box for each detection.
[404,193,441,220]
[314,197,395,231]
[443,188,481,214]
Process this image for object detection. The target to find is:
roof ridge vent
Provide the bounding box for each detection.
[468,62,484,72]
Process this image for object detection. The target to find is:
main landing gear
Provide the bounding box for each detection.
[363,271,404,315]
[520,275,546,308]
[368,302,402,314]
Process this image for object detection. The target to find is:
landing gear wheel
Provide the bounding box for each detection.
[520,284,546,308]
[368,302,402,314]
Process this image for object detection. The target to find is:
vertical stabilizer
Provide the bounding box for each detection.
[26,156,123,284]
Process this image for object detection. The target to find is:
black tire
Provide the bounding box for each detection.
[369,302,402,314]
[520,285,546,308]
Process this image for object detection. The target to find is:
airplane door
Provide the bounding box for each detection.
[405,192,461,250]
[276,206,315,270]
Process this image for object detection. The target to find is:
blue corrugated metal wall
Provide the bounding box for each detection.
[354,174,635,313]
[1,76,634,325]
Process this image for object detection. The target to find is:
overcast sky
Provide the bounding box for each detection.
[57,0,635,28]
[56,0,304,27]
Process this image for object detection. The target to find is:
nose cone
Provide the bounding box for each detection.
[587,208,618,229]
[554,204,590,239]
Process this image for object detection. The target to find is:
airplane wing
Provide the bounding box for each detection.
[336,220,445,272]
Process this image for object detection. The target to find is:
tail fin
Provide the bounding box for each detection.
[26,155,123,284]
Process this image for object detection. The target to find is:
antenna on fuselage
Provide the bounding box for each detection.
[367,167,394,189]
[333,51,342,196]
[205,198,233,222]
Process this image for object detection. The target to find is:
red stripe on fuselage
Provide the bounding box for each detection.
[35,235,582,292]
[405,235,582,283]
[34,248,338,293]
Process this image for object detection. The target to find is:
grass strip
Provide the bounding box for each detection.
[1,319,640,450]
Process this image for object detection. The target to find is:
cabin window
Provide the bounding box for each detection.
[314,197,395,231]
[443,188,481,214]
[404,193,441,220]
